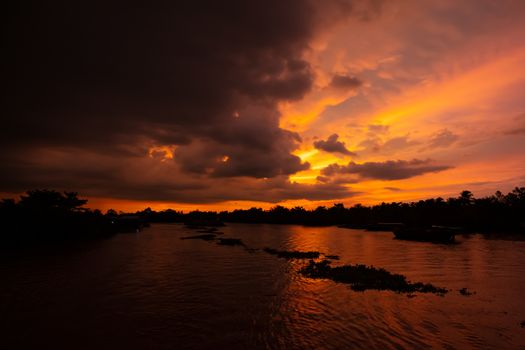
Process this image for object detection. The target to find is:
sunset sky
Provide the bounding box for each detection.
[3,0,525,212]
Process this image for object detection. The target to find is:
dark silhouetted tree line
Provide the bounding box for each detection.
[0,190,146,245]
[2,188,524,246]
[129,187,525,232]
[133,207,185,223]
[213,188,525,232]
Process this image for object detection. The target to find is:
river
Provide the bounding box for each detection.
[2,223,525,349]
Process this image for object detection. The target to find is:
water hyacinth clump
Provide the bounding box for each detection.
[459,288,475,296]
[180,234,217,241]
[216,238,244,246]
[263,248,321,259]
[300,260,447,295]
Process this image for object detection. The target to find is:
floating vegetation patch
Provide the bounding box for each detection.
[299,260,447,295]
[324,255,340,260]
[459,288,475,296]
[521,320,525,328]
[263,248,321,259]
[180,234,216,241]
[216,238,244,246]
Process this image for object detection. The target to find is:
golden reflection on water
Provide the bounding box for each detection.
[255,224,525,349]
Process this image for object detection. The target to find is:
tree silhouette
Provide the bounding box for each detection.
[19,190,88,212]
[2,187,524,246]
[0,190,145,245]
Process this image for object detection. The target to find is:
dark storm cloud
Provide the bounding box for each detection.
[174,130,309,178]
[1,3,327,168]
[3,2,316,150]
[1,0,375,202]
[321,159,452,180]
[329,74,363,90]
[313,134,356,156]
[0,149,352,203]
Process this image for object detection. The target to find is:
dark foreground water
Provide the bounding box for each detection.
[1,224,525,349]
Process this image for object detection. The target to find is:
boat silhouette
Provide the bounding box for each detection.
[393,225,459,243]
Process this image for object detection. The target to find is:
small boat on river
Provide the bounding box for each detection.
[365,223,405,232]
[393,225,459,243]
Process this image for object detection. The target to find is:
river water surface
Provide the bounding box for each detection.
[2,223,525,349]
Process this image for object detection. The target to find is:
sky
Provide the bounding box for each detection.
[2,0,525,212]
